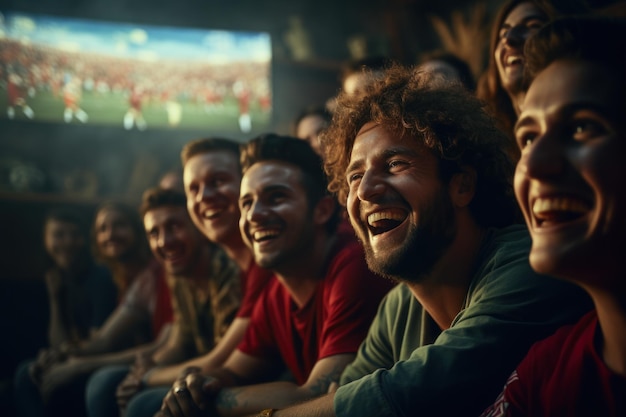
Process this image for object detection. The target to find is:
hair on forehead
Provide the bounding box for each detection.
[180,137,241,167]
[140,187,188,218]
[524,16,626,91]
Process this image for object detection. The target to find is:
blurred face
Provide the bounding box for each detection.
[345,123,456,282]
[494,2,547,97]
[44,219,85,270]
[184,151,242,246]
[143,206,205,278]
[239,161,316,271]
[296,114,328,156]
[94,208,137,261]
[514,60,626,283]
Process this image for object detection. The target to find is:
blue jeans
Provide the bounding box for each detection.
[85,365,129,417]
[126,386,170,417]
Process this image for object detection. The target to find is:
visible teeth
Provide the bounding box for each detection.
[368,210,405,226]
[203,210,220,219]
[506,55,522,65]
[533,197,590,215]
[253,230,280,241]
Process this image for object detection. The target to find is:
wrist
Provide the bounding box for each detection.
[141,367,156,386]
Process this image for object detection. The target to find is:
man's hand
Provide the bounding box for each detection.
[29,348,67,386]
[155,368,222,417]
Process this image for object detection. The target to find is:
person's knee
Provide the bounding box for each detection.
[85,365,129,417]
[125,387,169,417]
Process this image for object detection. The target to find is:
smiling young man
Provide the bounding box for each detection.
[157,134,393,417]
[84,187,241,417]
[229,66,595,417]
[480,16,626,417]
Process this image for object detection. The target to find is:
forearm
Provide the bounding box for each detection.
[202,318,250,373]
[272,393,336,417]
[217,381,329,417]
[143,362,189,387]
[70,342,158,371]
[48,305,70,347]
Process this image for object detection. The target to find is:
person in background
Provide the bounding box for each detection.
[480,16,626,417]
[157,134,393,417]
[234,65,592,417]
[417,50,476,91]
[13,208,117,416]
[85,187,241,417]
[42,208,117,349]
[14,202,173,417]
[476,0,589,157]
[158,170,184,193]
[326,56,392,113]
[292,105,332,157]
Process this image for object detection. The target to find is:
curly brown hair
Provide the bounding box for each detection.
[322,64,521,229]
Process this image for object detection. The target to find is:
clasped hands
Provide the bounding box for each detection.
[155,367,221,417]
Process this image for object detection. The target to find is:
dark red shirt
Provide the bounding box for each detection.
[237,228,394,384]
[481,310,625,417]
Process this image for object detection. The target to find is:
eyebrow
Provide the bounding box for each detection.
[346,146,421,174]
[516,101,616,134]
[239,184,292,201]
[501,13,547,29]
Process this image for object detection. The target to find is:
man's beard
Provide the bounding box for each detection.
[362,191,456,284]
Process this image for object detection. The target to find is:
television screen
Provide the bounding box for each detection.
[0,11,272,134]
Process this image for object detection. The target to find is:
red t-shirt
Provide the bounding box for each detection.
[151,261,174,338]
[237,228,394,385]
[236,261,274,318]
[481,310,625,417]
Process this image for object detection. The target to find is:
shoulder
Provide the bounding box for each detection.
[523,311,597,367]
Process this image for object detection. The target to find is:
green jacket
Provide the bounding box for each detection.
[335,225,592,417]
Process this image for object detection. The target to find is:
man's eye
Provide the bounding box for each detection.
[515,129,537,150]
[388,160,408,171]
[269,193,287,205]
[347,173,362,184]
[572,120,606,141]
[239,199,251,209]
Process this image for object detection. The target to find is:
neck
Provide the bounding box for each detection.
[588,288,626,377]
[407,217,486,330]
[221,234,253,271]
[509,89,525,117]
[276,232,337,309]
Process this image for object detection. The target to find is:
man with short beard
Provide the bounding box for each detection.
[157,135,393,417]
[229,66,594,417]
[84,188,241,417]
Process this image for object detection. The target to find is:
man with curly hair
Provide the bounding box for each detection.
[231,66,592,417]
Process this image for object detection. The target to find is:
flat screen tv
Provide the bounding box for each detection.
[0,11,272,134]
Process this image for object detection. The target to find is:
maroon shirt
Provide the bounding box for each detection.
[237,228,394,384]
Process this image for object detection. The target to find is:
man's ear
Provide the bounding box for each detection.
[449,166,476,208]
[313,195,337,226]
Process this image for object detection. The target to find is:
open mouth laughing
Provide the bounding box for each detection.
[532,196,592,227]
[367,208,408,236]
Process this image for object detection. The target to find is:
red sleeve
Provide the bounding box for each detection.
[236,277,283,362]
[236,262,274,318]
[318,236,394,359]
[151,263,174,338]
